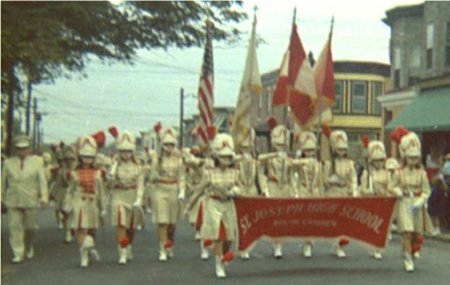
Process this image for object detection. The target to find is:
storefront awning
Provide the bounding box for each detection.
[385,87,450,132]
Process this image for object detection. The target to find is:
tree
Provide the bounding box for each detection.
[1,1,246,154]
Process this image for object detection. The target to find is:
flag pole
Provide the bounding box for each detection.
[249,5,257,135]
[285,7,297,131]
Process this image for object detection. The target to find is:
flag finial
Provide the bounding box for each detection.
[293,7,297,24]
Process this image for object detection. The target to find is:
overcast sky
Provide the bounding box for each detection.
[34,0,423,144]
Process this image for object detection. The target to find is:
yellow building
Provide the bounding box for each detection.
[257,60,391,160]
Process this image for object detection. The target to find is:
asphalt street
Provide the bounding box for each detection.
[1,207,449,285]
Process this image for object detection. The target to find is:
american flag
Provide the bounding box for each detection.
[197,23,214,146]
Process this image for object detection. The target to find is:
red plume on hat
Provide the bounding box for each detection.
[108,126,119,139]
[389,125,410,144]
[207,125,217,140]
[361,135,370,149]
[267,116,277,130]
[91,131,106,148]
[321,124,332,138]
[153,122,162,134]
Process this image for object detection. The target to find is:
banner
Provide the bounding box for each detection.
[234,197,397,251]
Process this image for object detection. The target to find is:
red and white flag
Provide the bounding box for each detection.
[310,17,335,126]
[197,23,214,146]
[272,17,317,127]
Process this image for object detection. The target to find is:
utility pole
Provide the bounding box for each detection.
[179,88,184,149]
[32,97,38,152]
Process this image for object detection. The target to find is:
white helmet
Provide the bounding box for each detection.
[116,131,136,151]
[330,130,348,150]
[399,132,421,158]
[298,131,317,150]
[160,127,177,145]
[368,141,386,161]
[211,133,235,157]
[385,158,399,170]
[42,152,52,163]
[271,125,289,147]
[79,136,97,157]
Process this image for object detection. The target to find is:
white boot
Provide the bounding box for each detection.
[89,248,101,262]
[194,231,201,241]
[11,255,24,264]
[303,244,312,258]
[159,243,167,262]
[215,256,226,278]
[240,251,250,260]
[372,250,382,260]
[118,245,127,265]
[80,247,89,268]
[335,245,346,258]
[65,230,73,243]
[273,243,283,259]
[26,247,34,259]
[200,243,210,260]
[404,252,414,272]
[127,245,133,261]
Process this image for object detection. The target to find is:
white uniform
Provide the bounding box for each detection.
[110,160,145,229]
[1,155,48,261]
[65,168,106,229]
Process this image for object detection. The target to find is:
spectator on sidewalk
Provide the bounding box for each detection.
[429,161,450,234]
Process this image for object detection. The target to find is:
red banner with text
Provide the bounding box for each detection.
[234,197,397,251]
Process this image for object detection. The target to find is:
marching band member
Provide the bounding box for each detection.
[259,117,297,259]
[1,134,48,263]
[64,135,106,268]
[54,146,78,242]
[235,128,265,260]
[186,132,240,278]
[390,127,430,272]
[322,128,357,258]
[360,139,400,259]
[108,129,145,265]
[150,126,185,262]
[292,131,323,258]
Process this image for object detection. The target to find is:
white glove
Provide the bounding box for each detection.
[278,152,287,159]
[178,192,185,201]
[329,174,340,184]
[133,199,142,208]
[411,201,422,212]
[100,209,107,217]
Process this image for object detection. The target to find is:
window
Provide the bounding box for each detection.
[426,23,434,69]
[394,48,401,88]
[409,45,420,68]
[351,81,367,114]
[371,82,382,115]
[333,80,343,113]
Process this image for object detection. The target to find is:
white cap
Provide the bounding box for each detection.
[399,132,421,158]
[14,134,31,148]
[271,125,289,147]
[298,131,317,150]
[330,130,348,150]
[78,136,97,157]
[116,131,136,151]
[211,133,235,157]
[385,158,399,170]
[160,127,177,145]
[368,141,386,161]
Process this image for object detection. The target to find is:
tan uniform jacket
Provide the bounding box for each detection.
[2,155,48,208]
[292,158,323,197]
[323,158,357,197]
